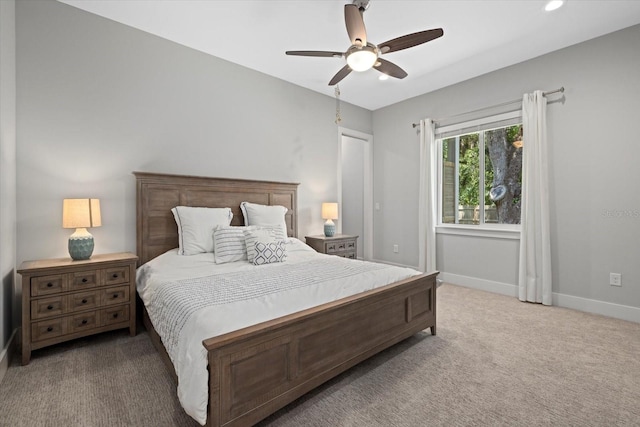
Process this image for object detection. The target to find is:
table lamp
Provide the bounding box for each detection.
[63,198,101,260]
[322,202,338,237]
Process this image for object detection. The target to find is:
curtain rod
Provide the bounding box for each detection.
[411,87,564,128]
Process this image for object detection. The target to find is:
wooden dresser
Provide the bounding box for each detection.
[305,234,358,259]
[18,252,138,365]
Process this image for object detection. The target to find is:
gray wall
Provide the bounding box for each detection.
[16,0,372,266]
[15,0,371,325]
[372,24,640,310]
[1,0,17,355]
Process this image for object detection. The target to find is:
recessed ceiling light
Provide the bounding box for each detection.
[378,74,389,81]
[545,0,564,12]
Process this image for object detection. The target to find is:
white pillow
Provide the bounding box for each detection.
[240,202,288,239]
[243,227,277,263]
[252,240,287,265]
[171,206,233,255]
[213,226,251,264]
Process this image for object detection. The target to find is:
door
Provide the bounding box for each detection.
[338,128,372,260]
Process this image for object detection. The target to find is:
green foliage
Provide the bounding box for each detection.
[458,140,479,205]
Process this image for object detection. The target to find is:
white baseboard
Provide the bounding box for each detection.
[439,272,640,324]
[552,293,640,324]
[0,328,17,384]
[370,258,418,270]
[439,272,518,297]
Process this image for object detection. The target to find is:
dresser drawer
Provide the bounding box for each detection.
[31,296,65,320]
[346,241,356,250]
[68,290,100,313]
[69,270,99,291]
[31,275,65,297]
[103,266,129,286]
[32,318,67,342]
[68,311,99,334]
[102,305,130,326]
[102,286,130,306]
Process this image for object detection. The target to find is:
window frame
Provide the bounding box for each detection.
[435,110,522,240]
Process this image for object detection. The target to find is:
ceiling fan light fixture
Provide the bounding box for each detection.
[346,45,378,72]
[544,0,564,12]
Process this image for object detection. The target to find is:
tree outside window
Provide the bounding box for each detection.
[441,124,522,225]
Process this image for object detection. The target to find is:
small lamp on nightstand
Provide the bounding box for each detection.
[62,198,102,260]
[322,202,338,237]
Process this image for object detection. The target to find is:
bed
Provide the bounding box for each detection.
[134,171,438,427]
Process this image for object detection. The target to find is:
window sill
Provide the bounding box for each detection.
[436,224,520,240]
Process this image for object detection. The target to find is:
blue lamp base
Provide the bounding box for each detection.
[324,220,336,237]
[69,236,94,260]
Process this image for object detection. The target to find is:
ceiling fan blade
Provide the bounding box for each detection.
[286,50,343,58]
[374,58,408,79]
[378,28,444,54]
[344,4,367,46]
[329,65,352,86]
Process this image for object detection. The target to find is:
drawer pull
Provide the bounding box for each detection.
[81,299,88,304]
[47,326,53,332]
[81,319,87,325]
[47,283,53,288]
[112,273,119,279]
[113,313,119,319]
[112,294,118,299]
[47,305,53,310]
[82,278,88,283]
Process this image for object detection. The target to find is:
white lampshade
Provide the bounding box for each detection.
[322,202,338,220]
[63,198,101,229]
[346,48,377,72]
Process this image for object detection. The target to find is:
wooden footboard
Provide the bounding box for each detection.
[202,271,437,427]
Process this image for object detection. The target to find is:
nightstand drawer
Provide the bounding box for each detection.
[102,286,129,306]
[68,290,100,313]
[31,296,65,320]
[31,318,67,342]
[68,312,99,333]
[102,305,129,326]
[69,270,99,291]
[326,243,337,253]
[346,241,356,250]
[31,275,65,297]
[103,266,129,286]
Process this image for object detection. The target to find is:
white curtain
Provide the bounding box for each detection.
[418,119,437,273]
[518,91,552,305]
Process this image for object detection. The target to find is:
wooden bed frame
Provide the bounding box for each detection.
[134,171,438,427]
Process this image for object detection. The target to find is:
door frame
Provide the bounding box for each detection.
[337,127,373,260]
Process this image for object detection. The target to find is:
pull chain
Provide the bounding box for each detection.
[335,85,342,125]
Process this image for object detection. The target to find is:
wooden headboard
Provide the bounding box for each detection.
[134,172,299,265]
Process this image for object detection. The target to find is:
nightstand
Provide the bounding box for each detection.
[18,252,138,365]
[305,234,358,259]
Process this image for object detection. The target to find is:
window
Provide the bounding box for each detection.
[437,111,523,229]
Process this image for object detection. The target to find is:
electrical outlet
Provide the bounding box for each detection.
[610,273,622,287]
[393,244,399,253]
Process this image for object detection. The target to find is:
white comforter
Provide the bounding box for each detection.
[136,238,421,425]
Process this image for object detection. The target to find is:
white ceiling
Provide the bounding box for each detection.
[58,0,640,111]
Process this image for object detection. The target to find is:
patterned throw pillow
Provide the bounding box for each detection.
[252,240,287,265]
[243,228,276,263]
[213,226,251,264]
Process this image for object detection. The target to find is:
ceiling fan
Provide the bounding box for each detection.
[285,0,444,86]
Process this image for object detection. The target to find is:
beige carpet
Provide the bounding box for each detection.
[1,284,639,426]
